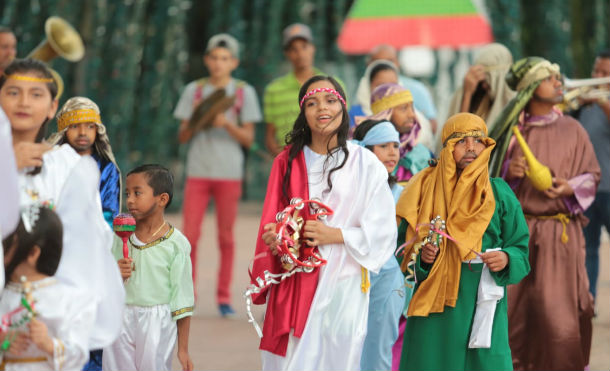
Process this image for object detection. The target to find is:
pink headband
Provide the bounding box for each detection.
[299,87,346,108]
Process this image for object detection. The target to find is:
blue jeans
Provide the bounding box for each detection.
[583,191,610,300]
[82,349,103,371]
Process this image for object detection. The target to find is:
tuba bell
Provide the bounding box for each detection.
[27,16,85,99]
[558,76,610,111]
[512,126,553,191]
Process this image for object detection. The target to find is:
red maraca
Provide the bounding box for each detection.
[113,213,136,259]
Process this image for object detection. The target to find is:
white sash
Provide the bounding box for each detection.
[468,247,504,348]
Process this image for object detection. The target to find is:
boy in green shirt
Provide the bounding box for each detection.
[103,164,195,371]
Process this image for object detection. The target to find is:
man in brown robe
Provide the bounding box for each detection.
[496,57,601,371]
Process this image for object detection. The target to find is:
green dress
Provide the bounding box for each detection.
[399,178,530,371]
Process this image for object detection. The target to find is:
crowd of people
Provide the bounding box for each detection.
[0,20,608,371]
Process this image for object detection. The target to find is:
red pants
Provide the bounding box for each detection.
[182,177,242,305]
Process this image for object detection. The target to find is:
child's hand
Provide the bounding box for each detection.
[212,113,228,128]
[13,142,52,170]
[118,258,133,280]
[177,349,193,371]
[262,223,279,255]
[177,121,194,144]
[28,319,54,355]
[7,331,30,355]
[481,250,509,272]
[420,243,439,264]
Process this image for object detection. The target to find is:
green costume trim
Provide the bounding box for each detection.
[171,306,194,318]
[129,225,175,250]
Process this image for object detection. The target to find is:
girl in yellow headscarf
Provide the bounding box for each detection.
[396,113,530,371]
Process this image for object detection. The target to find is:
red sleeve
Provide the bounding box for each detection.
[249,151,288,304]
[248,148,320,356]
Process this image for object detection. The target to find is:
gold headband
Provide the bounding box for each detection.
[3,73,55,84]
[371,90,413,114]
[57,109,102,132]
[443,130,487,147]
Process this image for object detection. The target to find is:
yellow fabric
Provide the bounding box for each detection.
[4,73,54,83]
[57,109,102,132]
[396,113,496,317]
[525,213,570,243]
[0,356,48,370]
[361,267,370,293]
[371,90,413,114]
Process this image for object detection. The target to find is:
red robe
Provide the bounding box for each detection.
[250,148,320,356]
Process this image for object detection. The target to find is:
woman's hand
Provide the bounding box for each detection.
[420,243,439,264]
[262,223,279,255]
[302,220,343,246]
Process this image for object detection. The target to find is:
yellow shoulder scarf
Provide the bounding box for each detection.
[397,113,496,317]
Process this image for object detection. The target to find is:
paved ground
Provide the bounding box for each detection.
[168,202,610,371]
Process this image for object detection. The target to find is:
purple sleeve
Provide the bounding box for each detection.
[563,173,597,214]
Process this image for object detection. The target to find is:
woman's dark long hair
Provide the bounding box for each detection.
[0,59,58,175]
[281,75,350,202]
[2,207,63,285]
[353,119,397,187]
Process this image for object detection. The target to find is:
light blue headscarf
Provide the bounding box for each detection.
[352,121,399,147]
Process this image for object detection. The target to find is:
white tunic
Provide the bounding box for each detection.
[0,277,96,371]
[262,142,398,371]
[0,108,19,289]
[17,144,125,349]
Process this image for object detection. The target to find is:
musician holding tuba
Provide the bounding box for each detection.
[567,49,610,304]
[489,56,600,371]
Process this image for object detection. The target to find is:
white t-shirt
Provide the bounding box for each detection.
[173,78,262,179]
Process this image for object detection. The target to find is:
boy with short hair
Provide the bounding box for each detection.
[103,164,195,371]
[174,33,262,316]
[264,23,346,156]
[49,96,121,227]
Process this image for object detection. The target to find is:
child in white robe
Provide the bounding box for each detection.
[0,59,124,354]
[0,207,96,371]
[253,76,397,371]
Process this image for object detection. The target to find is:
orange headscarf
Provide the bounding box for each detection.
[397,113,496,317]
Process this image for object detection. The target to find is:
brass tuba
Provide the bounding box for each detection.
[559,76,610,111]
[511,126,553,191]
[27,16,85,99]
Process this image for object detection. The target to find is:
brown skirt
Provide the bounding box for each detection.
[508,215,594,370]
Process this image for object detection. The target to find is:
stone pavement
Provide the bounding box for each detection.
[168,202,609,371]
